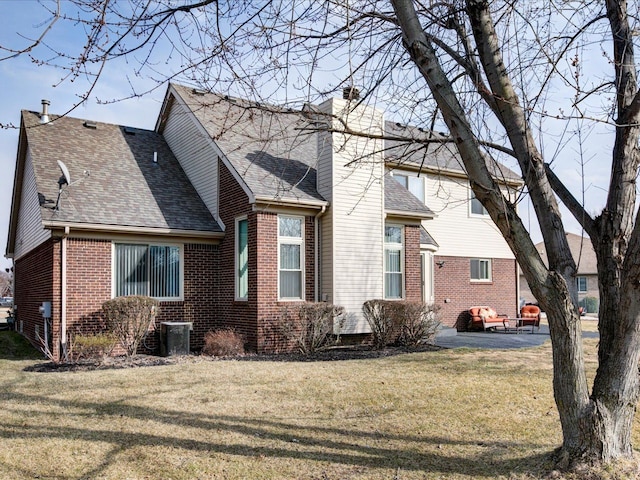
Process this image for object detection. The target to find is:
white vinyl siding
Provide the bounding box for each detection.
[113,243,183,300]
[14,152,51,260]
[278,215,304,300]
[236,217,248,300]
[423,175,514,259]
[470,258,492,282]
[384,225,404,299]
[317,98,385,333]
[162,99,219,219]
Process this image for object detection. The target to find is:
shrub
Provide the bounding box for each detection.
[363,299,441,349]
[102,296,159,357]
[276,302,345,355]
[579,296,599,314]
[393,301,441,346]
[362,299,400,349]
[68,332,118,362]
[202,329,245,357]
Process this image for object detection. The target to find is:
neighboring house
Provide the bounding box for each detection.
[519,233,599,313]
[6,83,522,360]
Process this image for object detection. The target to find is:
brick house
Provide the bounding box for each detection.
[519,233,599,313]
[6,83,522,360]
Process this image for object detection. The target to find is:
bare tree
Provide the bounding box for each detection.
[3,0,640,472]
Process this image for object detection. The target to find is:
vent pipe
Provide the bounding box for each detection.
[40,99,51,124]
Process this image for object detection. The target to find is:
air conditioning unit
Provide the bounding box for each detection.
[159,322,191,356]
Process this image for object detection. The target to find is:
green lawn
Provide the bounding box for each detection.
[0,326,633,480]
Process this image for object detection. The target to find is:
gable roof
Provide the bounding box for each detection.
[169,84,325,206]
[165,84,450,219]
[533,233,597,275]
[14,110,222,236]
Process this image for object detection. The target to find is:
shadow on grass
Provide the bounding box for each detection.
[0,331,42,360]
[0,387,555,479]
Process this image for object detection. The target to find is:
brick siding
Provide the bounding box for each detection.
[13,239,56,356]
[404,225,422,301]
[433,255,518,330]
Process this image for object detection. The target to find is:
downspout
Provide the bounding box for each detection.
[61,226,69,359]
[314,206,327,302]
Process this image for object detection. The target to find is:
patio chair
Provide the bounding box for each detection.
[468,306,507,331]
[519,304,541,332]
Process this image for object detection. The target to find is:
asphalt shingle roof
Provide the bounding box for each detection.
[384,174,434,217]
[384,121,521,182]
[172,84,323,204]
[23,110,221,233]
[171,84,440,217]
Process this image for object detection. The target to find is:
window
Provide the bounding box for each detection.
[470,258,491,282]
[385,225,404,299]
[114,244,182,299]
[470,190,489,216]
[236,217,248,300]
[278,215,304,300]
[393,172,425,203]
[576,276,587,293]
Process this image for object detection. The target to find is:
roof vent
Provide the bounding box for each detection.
[83,121,97,129]
[343,86,360,100]
[192,88,207,95]
[40,99,50,124]
[123,126,136,135]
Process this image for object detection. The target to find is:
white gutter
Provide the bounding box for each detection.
[61,225,69,359]
[41,220,224,239]
[253,195,329,210]
[314,205,327,302]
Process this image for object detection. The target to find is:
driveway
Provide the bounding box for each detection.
[435,323,599,350]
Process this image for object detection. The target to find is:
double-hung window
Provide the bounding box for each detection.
[393,172,426,204]
[236,217,248,300]
[384,225,404,299]
[278,215,304,300]
[470,258,491,282]
[576,276,587,293]
[470,190,489,216]
[114,243,182,300]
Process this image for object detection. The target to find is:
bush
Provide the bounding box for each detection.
[102,296,159,357]
[392,301,441,346]
[363,299,441,349]
[68,332,118,362]
[202,329,245,357]
[579,296,599,314]
[276,302,345,355]
[362,299,400,349]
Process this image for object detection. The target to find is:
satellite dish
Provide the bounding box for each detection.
[57,160,71,187]
[54,160,71,210]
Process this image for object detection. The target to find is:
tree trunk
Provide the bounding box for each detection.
[391,0,640,470]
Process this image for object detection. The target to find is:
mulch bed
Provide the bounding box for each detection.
[23,343,442,373]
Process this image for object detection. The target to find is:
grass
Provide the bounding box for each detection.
[0,324,635,480]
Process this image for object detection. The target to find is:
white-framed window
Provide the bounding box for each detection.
[236,217,248,300]
[576,276,587,293]
[393,172,426,204]
[385,225,404,299]
[470,190,489,216]
[278,215,304,300]
[470,258,492,282]
[113,243,183,300]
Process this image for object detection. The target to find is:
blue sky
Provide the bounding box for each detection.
[0,1,618,273]
[0,1,167,271]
